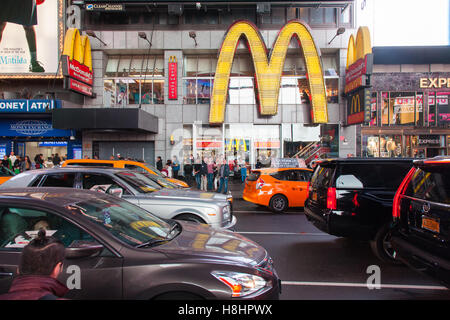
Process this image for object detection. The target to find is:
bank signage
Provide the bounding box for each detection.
[209,20,328,124]
[344,27,373,94]
[0,119,72,137]
[0,100,62,113]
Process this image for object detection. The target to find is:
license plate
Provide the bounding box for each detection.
[312,192,317,201]
[422,216,440,233]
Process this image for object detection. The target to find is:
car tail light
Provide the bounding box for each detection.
[327,187,337,210]
[256,177,265,190]
[392,167,416,220]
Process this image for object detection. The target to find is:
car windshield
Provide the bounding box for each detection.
[64,195,172,246]
[141,172,179,189]
[144,163,166,178]
[115,171,162,193]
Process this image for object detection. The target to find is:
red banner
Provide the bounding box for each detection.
[196,140,222,149]
[67,78,93,96]
[168,59,178,100]
[62,55,93,86]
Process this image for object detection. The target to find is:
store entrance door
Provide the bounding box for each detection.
[96,141,155,165]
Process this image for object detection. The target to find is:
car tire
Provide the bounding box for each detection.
[175,213,206,224]
[153,291,204,300]
[370,222,402,265]
[269,194,288,213]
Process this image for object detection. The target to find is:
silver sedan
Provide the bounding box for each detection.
[0,167,236,230]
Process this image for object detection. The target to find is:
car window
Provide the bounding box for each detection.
[271,171,286,181]
[335,163,412,189]
[82,174,131,195]
[41,173,76,188]
[406,166,450,204]
[311,165,334,188]
[115,172,162,193]
[124,164,147,174]
[0,206,99,250]
[0,166,14,177]
[247,171,261,181]
[294,170,311,182]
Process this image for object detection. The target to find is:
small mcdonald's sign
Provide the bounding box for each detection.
[168,56,178,100]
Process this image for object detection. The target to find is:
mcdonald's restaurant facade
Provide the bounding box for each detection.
[1,0,358,167]
[344,46,450,158]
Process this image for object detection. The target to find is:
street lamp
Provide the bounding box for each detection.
[189,31,198,47]
[139,32,153,109]
[328,27,346,45]
[85,30,107,46]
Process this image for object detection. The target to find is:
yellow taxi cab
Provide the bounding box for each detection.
[243,167,313,213]
[0,166,15,185]
[61,159,189,188]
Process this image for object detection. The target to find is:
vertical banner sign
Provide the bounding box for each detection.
[168,56,178,100]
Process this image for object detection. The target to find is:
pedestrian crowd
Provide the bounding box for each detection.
[0,152,67,174]
[156,154,248,194]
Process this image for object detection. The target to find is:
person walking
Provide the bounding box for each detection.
[172,156,180,179]
[217,159,230,194]
[52,153,61,166]
[206,157,215,191]
[239,157,247,183]
[22,156,32,172]
[200,157,208,191]
[0,230,68,300]
[193,157,202,189]
[156,156,163,172]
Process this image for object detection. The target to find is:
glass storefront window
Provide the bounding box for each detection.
[183,125,193,164]
[225,124,252,166]
[429,92,437,126]
[381,92,389,125]
[279,78,302,104]
[363,135,380,157]
[325,78,339,103]
[194,124,223,161]
[369,92,377,126]
[380,135,402,157]
[183,79,197,104]
[389,92,416,125]
[437,91,450,127]
[253,125,280,167]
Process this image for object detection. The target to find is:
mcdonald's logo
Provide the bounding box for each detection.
[169,56,178,63]
[209,20,328,124]
[344,26,373,94]
[351,95,361,114]
[62,28,94,96]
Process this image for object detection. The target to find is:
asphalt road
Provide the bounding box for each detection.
[223,179,450,300]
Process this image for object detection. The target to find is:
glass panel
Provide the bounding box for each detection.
[183,125,193,164]
[194,124,223,160]
[324,8,336,24]
[183,79,197,104]
[363,135,380,157]
[322,55,338,75]
[287,7,297,21]
[389,92,416,125]
[225,123,252,167]
[153,57,164,77]
[197,79,211,104]
[106,57,119,76]
[130,56,144,76]
[341,5,351,24]
[153,79,164,104]
[239,78,256,104]
[369,92,377,126]
[271,7,286,24]
[325,79,338,103]
[380,135,402,157]
[280,78,302,104]
[299,8,309,22]
[437,92,450,126]
[416,92,424,126]
[228,77,240,104]
[198,57,212,77]
[140,80,153,104]
[297,78,310,104]
[128,79,140,104]
[117,57,132,77]
[253,125,280,167]
[284,56,305,75]
[310,8,323,24]
[239,55,254,77]
[428,92,437,126]
[184,56,197,77]
[381,92,389,125]
[103,80,115,108]
[116,80,128,106]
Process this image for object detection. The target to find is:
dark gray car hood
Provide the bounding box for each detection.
[155,221,267,267]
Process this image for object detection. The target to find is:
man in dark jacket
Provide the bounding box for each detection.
[0,230,68,300]
[217,159,230,194]
[156,156,163,172]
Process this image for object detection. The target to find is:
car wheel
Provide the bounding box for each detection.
[269,195,288,213]
[370,222,402,265]
[175,213,206,224]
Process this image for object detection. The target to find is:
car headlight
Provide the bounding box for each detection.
[222,205,230,221]
[211,271,270,297]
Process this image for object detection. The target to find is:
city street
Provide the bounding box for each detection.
[224,180,450,300]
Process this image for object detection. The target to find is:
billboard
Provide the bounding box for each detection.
[0,0,64,78]
[209,20,328,124]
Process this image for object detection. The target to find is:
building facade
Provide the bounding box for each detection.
[1,0,357,167]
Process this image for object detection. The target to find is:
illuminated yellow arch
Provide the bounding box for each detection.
[346,26,372,69]
[63,28,93,71]
[209,20,328,124]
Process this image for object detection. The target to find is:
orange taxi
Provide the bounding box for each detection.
[62,159,189,188]
[243,167,313,213]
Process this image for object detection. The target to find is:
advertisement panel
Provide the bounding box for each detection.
[0,119,72,137]
[0,0,63,78]
[347,88,371,125]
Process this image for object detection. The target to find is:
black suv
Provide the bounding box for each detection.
[390,157,450,287]
[304,158,414,263]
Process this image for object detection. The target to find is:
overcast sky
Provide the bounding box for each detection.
[367,0,449,46]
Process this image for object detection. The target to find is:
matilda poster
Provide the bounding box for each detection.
[0,0,60,75]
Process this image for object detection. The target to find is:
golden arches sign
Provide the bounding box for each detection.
[346,26,372,69]
[209,20,328,124]
[63,28,93,72]
[351,94,361,114]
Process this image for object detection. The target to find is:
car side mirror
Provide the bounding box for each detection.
[107,187,123,198]
[65,244,104,259]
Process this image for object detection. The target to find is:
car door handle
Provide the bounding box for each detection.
[0,272,13,277]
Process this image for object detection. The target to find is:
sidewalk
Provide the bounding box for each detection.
[187,176,246,199]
